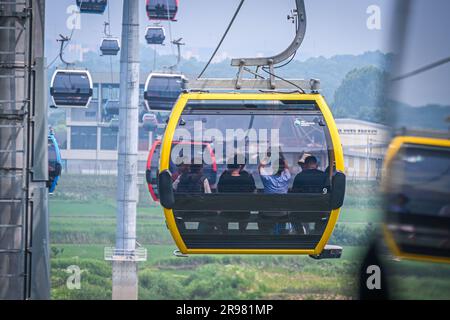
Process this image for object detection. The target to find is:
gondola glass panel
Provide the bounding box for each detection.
[384,138,450,262]
[50,70,93,108]
[146,0,178,21]
[158,93,345,254]
[76,0,107,14]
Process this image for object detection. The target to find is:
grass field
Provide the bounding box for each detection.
[48,175,450,300]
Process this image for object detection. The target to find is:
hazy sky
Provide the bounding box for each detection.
[45,0,395,62]
[390,0,450,107]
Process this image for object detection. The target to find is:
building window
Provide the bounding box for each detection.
[101,127,118,150]
[71,101,98,122]
[71,126,97,150]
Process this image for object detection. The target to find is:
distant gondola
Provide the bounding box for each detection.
[142,113,159,131]
[50,69,93,108]
[100,38,120,56]
[146,0,178,21]
[144,73,187,111]
[47,132,62,193]
[76,0,107,14]
[145,26,166,45]
[383,136,450,263]
[104,99,120,116]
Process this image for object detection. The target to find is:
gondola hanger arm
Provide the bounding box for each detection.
[231,0,306,67]
[57,34,75,67]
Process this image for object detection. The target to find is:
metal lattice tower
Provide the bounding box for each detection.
[0,0,49,300]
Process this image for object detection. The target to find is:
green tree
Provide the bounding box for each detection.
[333,66,388,123]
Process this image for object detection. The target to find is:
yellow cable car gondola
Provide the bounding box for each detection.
[157,92,346,256]
[382,136,450,264]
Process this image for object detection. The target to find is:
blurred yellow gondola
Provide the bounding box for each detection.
[383,136,450,263]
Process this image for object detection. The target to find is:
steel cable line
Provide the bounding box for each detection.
[106,2,114,83]
[166,0,175,70]
[391,55,450,81]
[197,0,246,79]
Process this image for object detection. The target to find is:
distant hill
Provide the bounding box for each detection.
[332,65,450,128]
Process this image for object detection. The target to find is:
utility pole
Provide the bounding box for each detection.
[109,0,145,300]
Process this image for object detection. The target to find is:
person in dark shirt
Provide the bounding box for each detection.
[291,156,327,193]
[175,164,211,193]
[174,164,215,233]
[218,165,256,193]
[217,155,256,233]
[291,156,328,234]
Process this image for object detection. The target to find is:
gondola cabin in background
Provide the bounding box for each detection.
[104,99,120,116]
[379,0,450,265]
[47,132,62,193]
[383,136,450,263]
[142,113,158,131]
[145,26,166,45]
[146,140,218,202]
[144,73,187,111]
[146,0,178,21]
[100,38,120,56]
[157,92,346,255]
[76,0,107,14]
[50,69,93,108]
[109,116,119,132]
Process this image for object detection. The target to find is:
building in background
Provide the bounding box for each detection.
[336,118,389,181]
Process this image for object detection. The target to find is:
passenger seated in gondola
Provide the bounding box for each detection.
[171,162,189,184]
[217,155,256,233]
[291,156,328,234]
[174,164,215,233]
[258,155,291,234]
[291,156,327,193]
[259,156,291,194]
[174,163,211,193]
